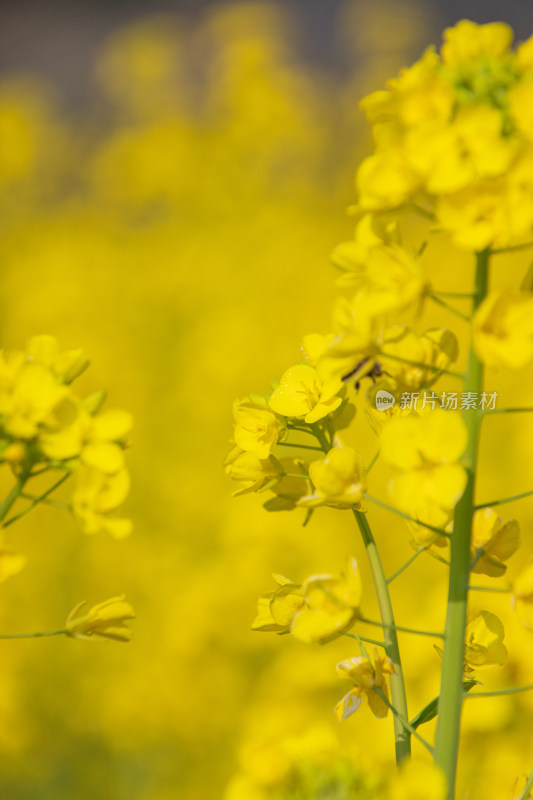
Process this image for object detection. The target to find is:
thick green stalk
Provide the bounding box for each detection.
[354,510,411,763]
[434,250,489,797]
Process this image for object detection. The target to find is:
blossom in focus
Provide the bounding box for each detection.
[380,409,467,515]
[224,446,283,495]
[473,290,533,369]
[298,437,366,509]
[66,595,135,642]
[232,395,286,459]
[268,364,343,423]
[470,507,520,577]
[335,646,394,720]
[464,610,508,672]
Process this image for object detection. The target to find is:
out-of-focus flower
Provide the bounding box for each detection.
[317,294,382,385]
[232,395,286,458]
[291,558,362,643]
[268,364,343,423]
[262,458,311,511]
[26,335,89,384]
[0,548,27,583]
[387,759,447,800]
[473,290,533,369]
[464,610,508,672]
[470,507,520,577]
[298,437,366,509]
[252,558,362,644]
[379,326,458,392]
[40,401,132,474]
[65,595,135,642]
[335,646,394,720]
[331,242,427,316]
[441,20,513,66]
[224,446,283,495]
[72,466,132,538]
[251,574,305,634]
[380,409,467,515]
[0,361,70,440]
[512,560,533,630]
[406,504,451,549]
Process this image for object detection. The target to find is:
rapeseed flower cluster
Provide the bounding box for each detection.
[0,336,132,541]
[225,18,533,800]
[357,20,533,252]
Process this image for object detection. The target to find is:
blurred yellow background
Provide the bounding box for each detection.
[1,2,533,798]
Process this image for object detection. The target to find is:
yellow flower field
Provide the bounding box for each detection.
[1,4,533,799]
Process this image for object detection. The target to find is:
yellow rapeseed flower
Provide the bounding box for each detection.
[291,558,362,644]
[470,507,520,577]
[72,465,132,538]
[268,364,343,424]
[298,437,366,509]
[330,242,427,316]
[232,395,285,458]
[464,610,508,672]
[252,558,362,644]
[473,290,533,369]
[224,446,283,496]
[380,409,467,515]
[66,595,135,642]
[335,646,394,720]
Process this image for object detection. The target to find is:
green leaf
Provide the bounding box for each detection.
[410,680,479,730]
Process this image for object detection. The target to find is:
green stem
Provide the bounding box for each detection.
[428,293,471,322]
[3,472,70,529]
[465,684,533,698]
[434,249,489,799]
[364,494,450,538]
[276,441,324,452]
[310,425,411,763]
[0,469,32,524]
[379,352,464,380]
[343,631,386,648]
[374,688,433,755]
[518,767,533,800]
[490,241,533,255]
[387,547,425,584]
[366,449,380,473]
[467,584,510,593]
[353,511,411,763]
[361,617,444,639]
[0,629,67,639]
[475,489,533,509]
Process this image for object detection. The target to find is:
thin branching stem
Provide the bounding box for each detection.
[475,489,533,509]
